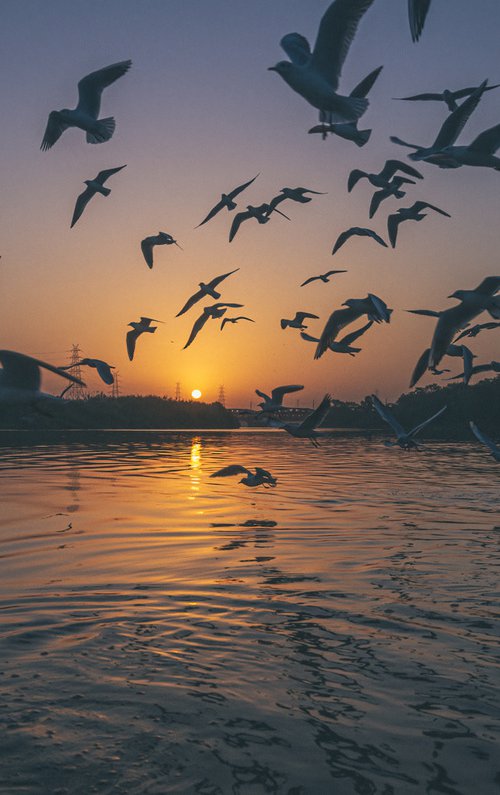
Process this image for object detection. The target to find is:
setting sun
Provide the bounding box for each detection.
[191,389,202,400]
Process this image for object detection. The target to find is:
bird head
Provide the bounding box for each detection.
[268,61,294,80]
[448,290,466,301]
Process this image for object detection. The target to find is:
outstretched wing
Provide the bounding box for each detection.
[408,405,447,438]
[140,236,155,269]
[229,210,251,242]
[410,347,431,387]
[350,65,383,98]
[228,174,260,200]
[387,214,402,248]
[40,110,69,151]
[371,395,406,437]
[340,320,373,345]
[299,394,332,431]
[469,422,500,458]
[77,60,132,117]
[271,384,304,403]
[347,169,366,192]
[95,164,127,185]
[469,123,500,154]
[176,288,204,317]
[433,80,487,149]
[408,0,432,42]
[210,464,250,478]
[209,268,240,290]
[380,159,423,181]
[280,32,311,65]
[333,227,387,255]
[412,201,450,217]
[94,361,115,385]
[70,186,94,228]
[311,0,375,90]
[196,198,226,228]
[183,312,210,349]
[314,307,357,359]
[126,329,138,361]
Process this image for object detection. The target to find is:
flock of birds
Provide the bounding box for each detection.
[1,0,499,478]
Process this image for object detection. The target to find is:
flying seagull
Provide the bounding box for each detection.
[369,177,416,219]
[332,227,387,255]
[228,203,289,242]
[269,0,375,123]
[301,319,373,356]
[281,311,319,330]
[0,350,85,403]
[448,360,500,383]
[394,83,500,112]
[427,122,500,171]
[141,232,182,269]
[127,317,163,361]
[428,277,500,369]
[454,321,500,341]
[408,0,432,42]
[210,465,277,487]
[267,187,326,214]
[271,394,332,447]
[41,60,132,151]
[176,268,239,317]
[255,384,304,413]
[410,343,475,387]
[61,357,115,385]
[390,80,488,163]
[301,269,347,287]
[196,175,259,227]
[314,294,391,359]
[469,422,500,463]
[387,201,450,248]
[70,165,126,228]
[348,159,423,193]
[183,303,243,349]
[371,395,446,450]
[308,65,383,146]
[220,316,254,330]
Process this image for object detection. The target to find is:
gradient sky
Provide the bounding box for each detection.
[1,0,500,406]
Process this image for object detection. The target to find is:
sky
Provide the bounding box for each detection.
[1,0,500,407]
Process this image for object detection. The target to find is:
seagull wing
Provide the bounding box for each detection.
[280,32,311,65]
[299,394,332,431]
[407,308,441,317]
[70,186,94,228]
[314,306,358,359]
[412,201,450,217]
[410,347,431,387]
[334,227,387,254]
[387,214,402,248]
[433,80,487,149]
[369,189,390,219]
[228,174,260,200]
[429,305,467,368]
[0,350,85,390]
[196,199,226,228]
[371,395,406,437]
[408,405,447,438]
[126,329,139,361]
[208,268,240,290]
[472,276,500,295]
[295,312,319,323]
[470,422,500,457]
[340,319,373,345]
[468,122,500,154]
[300,275,319,287]
[300,332,320,343]
[210,464,251,478]
[350,65,383,98]
[229,210,251,242]
[311,0,375,90]
[176,288,205,317]
[394,92,442,102]
[271,385,304,403]
[380,159,423,181]
[408,0,432,42]
[183,311,210,350]
[347,169,366,192]
[40,111,69,151]
[76,60,132,118]
[140,237,155,269]
[255,389,271,402]
[95,165,127,185]
[94,361,115,385]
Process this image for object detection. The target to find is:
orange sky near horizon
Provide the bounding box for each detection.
[1,0,499,407]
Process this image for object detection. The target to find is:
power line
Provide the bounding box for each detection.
[217,384,226,406]
[64,344,87,400]
[110,370,120,398]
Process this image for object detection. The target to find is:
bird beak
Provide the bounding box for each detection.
[268,66,278,72]
[174,242,183,250]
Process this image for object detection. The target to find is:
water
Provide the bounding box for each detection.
[0,430,499,795]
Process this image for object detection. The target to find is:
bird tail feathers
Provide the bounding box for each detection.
[488,297,500,319]
[86,117,116,144]
[354,128,371,147]
[101,186,111,197]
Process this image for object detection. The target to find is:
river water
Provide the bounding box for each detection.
[0,430,499,794]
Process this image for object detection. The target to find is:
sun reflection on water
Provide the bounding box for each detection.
[189,437,202,493]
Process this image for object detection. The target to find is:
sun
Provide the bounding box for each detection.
[191,389,202,400]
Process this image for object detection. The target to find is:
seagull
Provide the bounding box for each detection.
[41,60,132,151]
[410,343,475,387]
[428,277,500,369]
[301,269,347,287]
[0,350,85,403]
[70,165,126,228]
[332,227,387,255]
[210,465,277,487]
[176,269,239,317]
[314,294,391,359]
[454,321,500,341]
[273,394,332,447]
[387,201,450,248]
[408,0,432,42]
[183,303,243,349]
[228,203,289,242]
[281,311,319,330]
[60,357,115,385]
[140,232,182,269]
[127,317,163,361]
[267,187,326,214]
[390,80,488,163]
[220,316,254,330]
[448,360,500,383]
[394,83,500,112]
[371,395,446,450]
[308,65,383,145]
[255,384,304,413]
[269,0,375,123]
[469,422,500,463]
[369,177,417,219]
[348,159,423,192]
[427,122,500,171]
[301,319,373,356]
[196,175,259,227]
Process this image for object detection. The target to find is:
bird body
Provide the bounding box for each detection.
[127,317,162,361]
[196,175,259,227]
[41,60,131,150]
[70,165,126,228]
[269,0,374,123]
[176,269,239,317]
